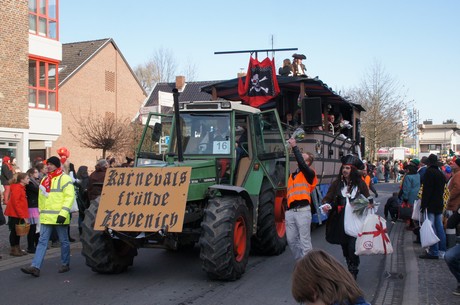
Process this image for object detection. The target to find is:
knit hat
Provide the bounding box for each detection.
[47,156,61,168]
[410,159,420,166]
[341,154,365,170]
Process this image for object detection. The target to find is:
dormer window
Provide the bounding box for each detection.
[28,0,58,40]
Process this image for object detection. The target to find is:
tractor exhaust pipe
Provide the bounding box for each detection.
[172,88,184,162]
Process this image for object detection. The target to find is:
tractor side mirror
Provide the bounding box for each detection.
[152,123,162,142]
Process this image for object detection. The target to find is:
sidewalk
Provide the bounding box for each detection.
[374,219,457,305]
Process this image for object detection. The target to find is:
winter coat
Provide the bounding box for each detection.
[4,183,29,219]
[447,170,460,212]
[88,168,107,201]
[26,178,39,208]
[421,165,446,214]
[401,173,420,205]
[0,162,13,185]
[38,173,75,225]
[323,178,370,244]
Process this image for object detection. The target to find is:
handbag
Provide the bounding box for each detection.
[411,199,421,221]
[15,219,30,236]
[355,212,393,255]
[420,211,440,248]
[398,201,412,220]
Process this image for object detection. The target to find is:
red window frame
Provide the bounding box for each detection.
[28,0,59,40]
[29,56,59,111]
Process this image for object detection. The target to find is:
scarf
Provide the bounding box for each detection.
[40,167,63,197]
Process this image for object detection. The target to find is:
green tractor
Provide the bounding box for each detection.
[81,94,289,280]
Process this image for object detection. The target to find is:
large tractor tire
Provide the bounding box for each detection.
[252,180,287,255]
[199,196,250,280]
[81,197,137,274]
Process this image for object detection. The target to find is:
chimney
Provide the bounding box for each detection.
[175,76,185,90]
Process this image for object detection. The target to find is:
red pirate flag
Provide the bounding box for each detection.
[238,56,280,108]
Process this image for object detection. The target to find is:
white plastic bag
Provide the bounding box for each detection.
[344,201,364,237]
[420,211,440,248]
[70,197,79,213]
[355,213,393,255]
[411,199,421,221]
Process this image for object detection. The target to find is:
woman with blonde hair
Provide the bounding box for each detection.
[292,249,370,305]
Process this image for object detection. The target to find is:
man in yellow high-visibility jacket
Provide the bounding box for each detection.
[21,156,75,277]
[286,138,317,260]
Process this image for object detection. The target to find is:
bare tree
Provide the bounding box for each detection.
[69,112,133,159]
[134,47,178,92]
[181,57,198,81]
[348,61,410,161]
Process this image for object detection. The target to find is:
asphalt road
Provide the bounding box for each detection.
[0,182,398,305]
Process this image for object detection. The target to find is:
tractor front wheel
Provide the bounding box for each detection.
[81,197,137,274]
[199,196,250,280]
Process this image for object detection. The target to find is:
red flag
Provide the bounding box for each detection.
[238,56,280,108]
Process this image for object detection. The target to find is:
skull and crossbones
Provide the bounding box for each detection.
[249,73,269,93]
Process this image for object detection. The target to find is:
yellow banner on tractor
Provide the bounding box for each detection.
[94,167,191,232]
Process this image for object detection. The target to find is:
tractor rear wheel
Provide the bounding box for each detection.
[199,196,250,280]
[252,180,287,255]
[81,197,137,274]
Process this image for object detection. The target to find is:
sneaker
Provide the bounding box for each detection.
[21,266,40,277]
[439,251,446,259]
[453,286,460,296]
[419,253,439,260]
[58,265,70,273]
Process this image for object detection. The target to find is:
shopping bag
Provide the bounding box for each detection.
[344,201,366,237]
[398,201,412,220]
[420,211,440,248]
[411,199,421,221]
[70,197,79,213]
[355,213,393,255]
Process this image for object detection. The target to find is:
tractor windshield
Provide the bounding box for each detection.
[171,113,232,155]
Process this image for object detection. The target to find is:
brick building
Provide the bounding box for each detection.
[55,38,147,169]
[0,0,61,171]
[0,1,146,171]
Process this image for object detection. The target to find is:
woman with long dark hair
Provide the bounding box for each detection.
[25,168,40,253]
[321,154,372,279]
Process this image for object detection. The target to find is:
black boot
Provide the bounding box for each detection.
[347,262,359,280]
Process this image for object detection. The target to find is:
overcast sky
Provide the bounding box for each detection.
[60,0,460,124]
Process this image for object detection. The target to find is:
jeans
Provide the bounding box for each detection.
[445,244,460,283]
[427,212,447,256]
[32,224,70,269]
[286,205,312,260]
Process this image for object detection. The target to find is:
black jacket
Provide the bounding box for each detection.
[0,163,13,185]
[25,179,39,208]
[421,165,446,214]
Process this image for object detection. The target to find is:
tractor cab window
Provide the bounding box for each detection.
[171,113,232,155]
[137,113,172,165]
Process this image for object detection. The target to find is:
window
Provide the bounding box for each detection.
[28,0,59,39]
[29,57,59,110]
